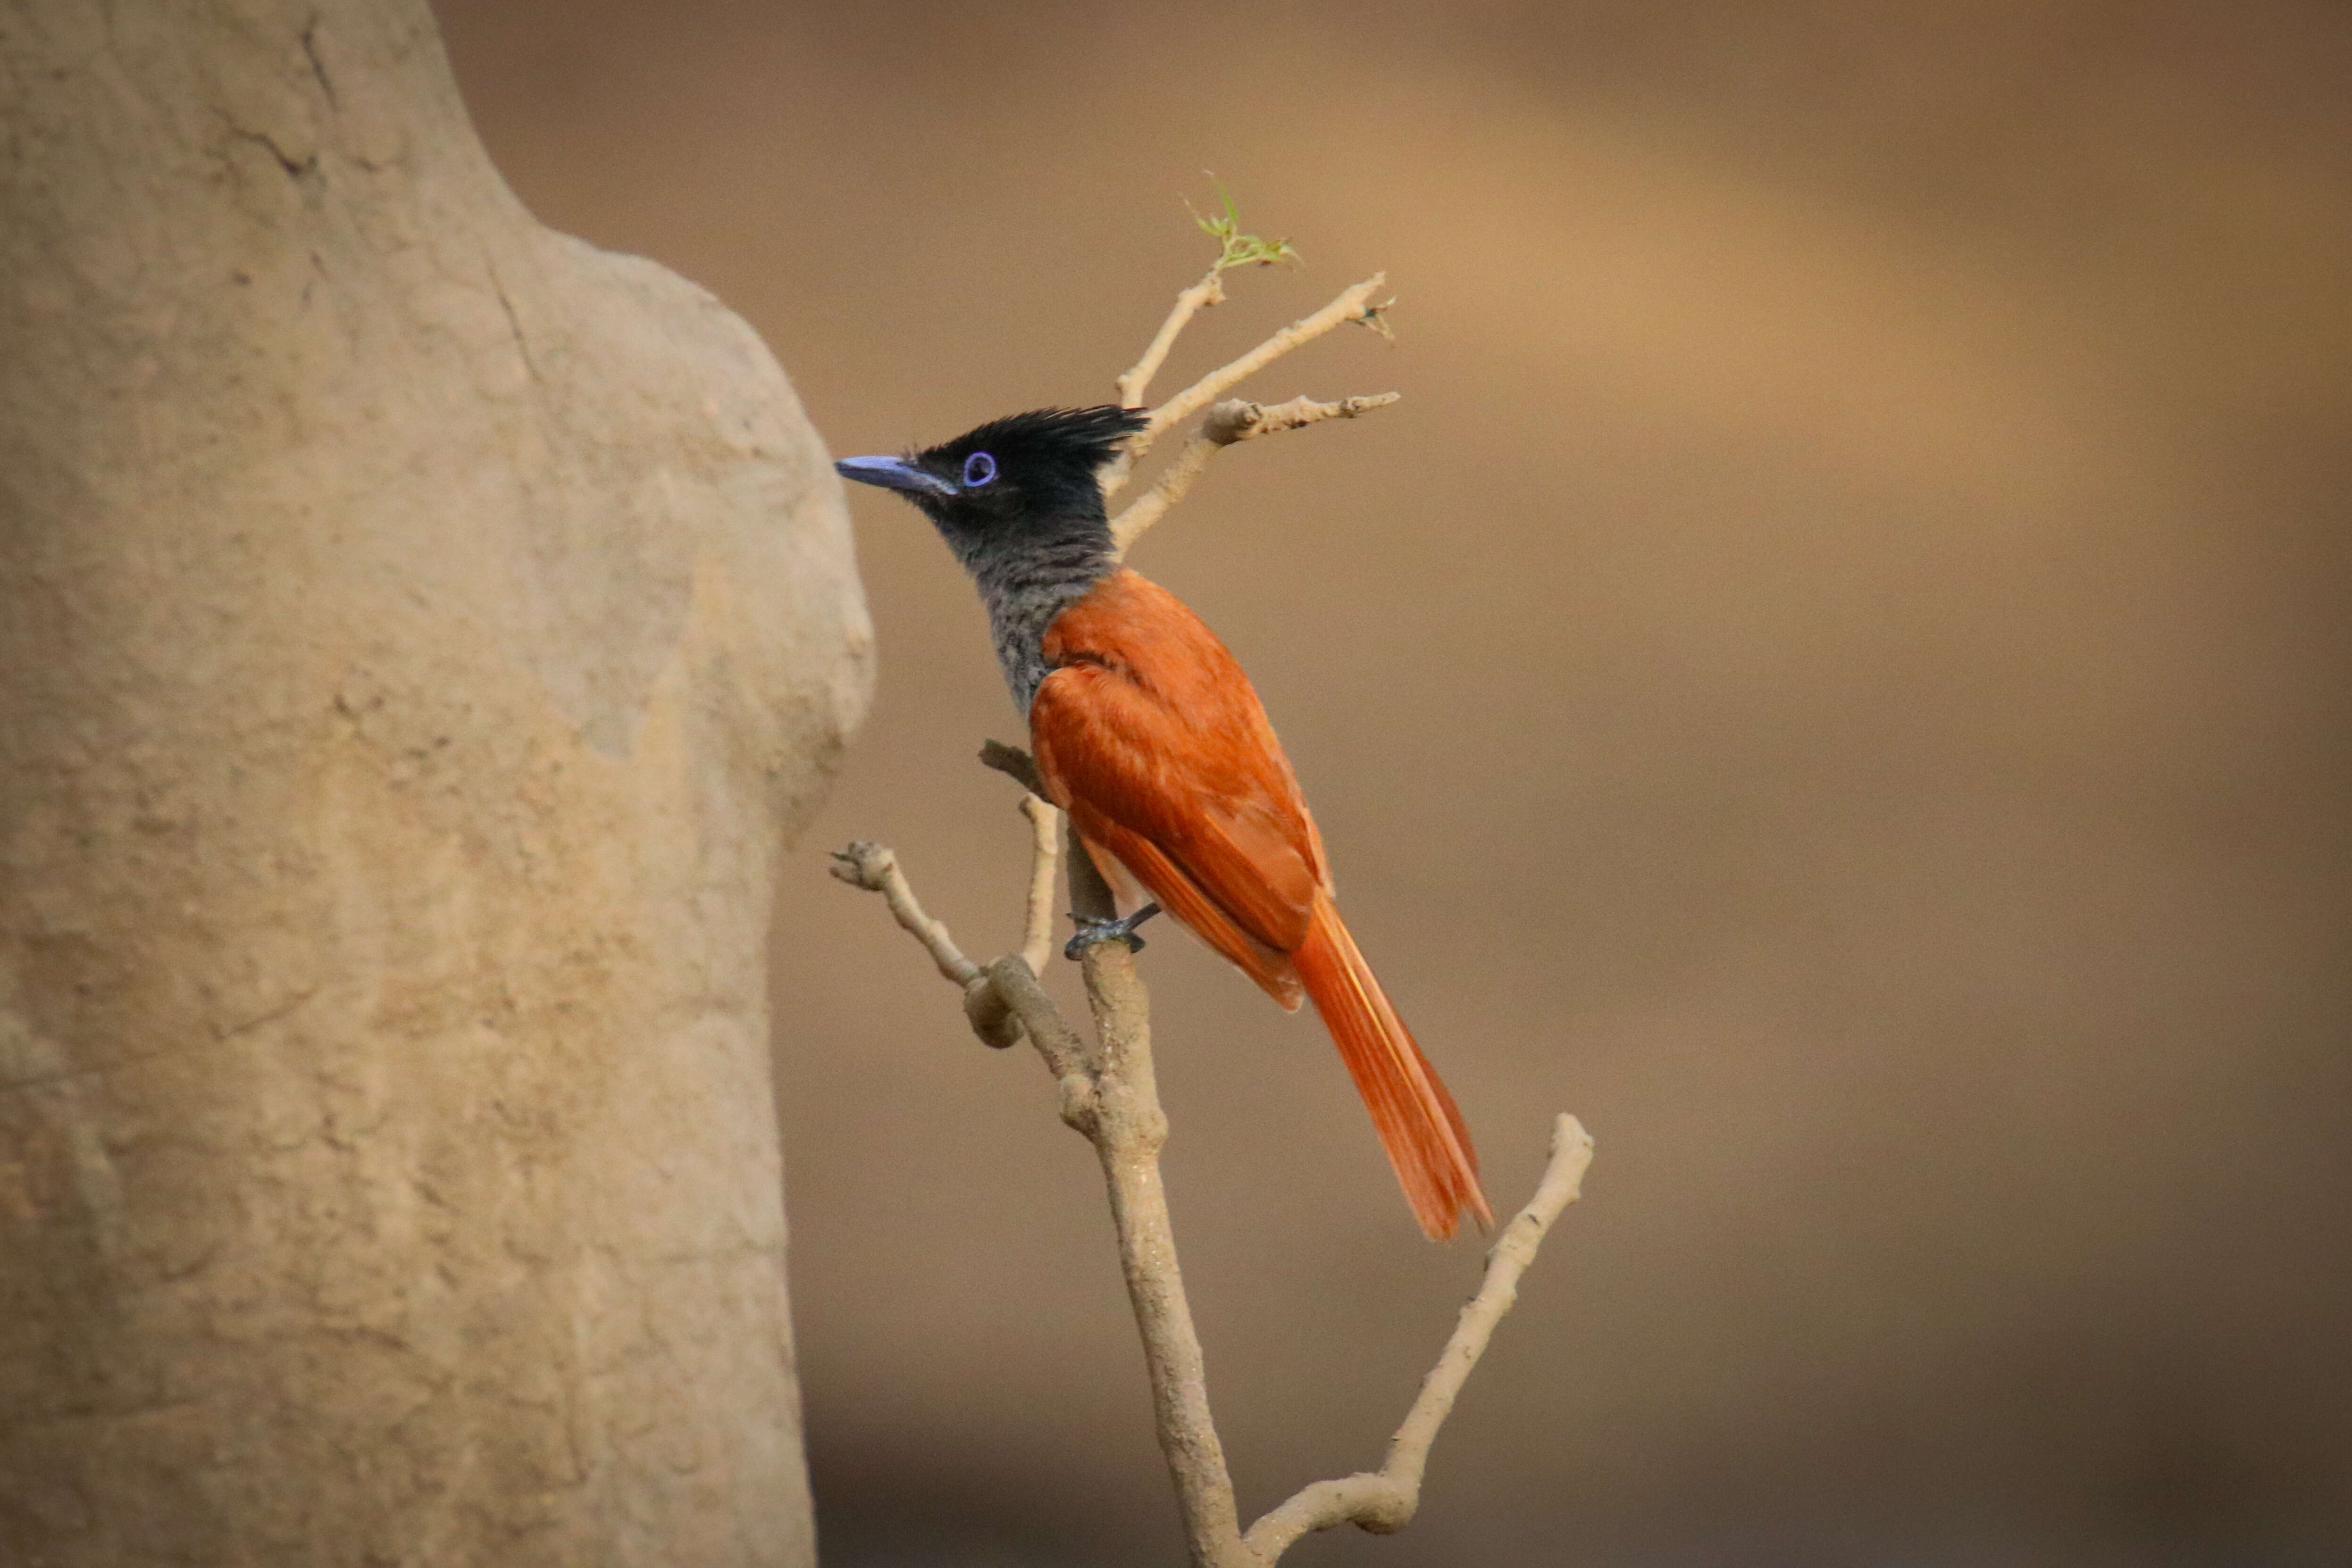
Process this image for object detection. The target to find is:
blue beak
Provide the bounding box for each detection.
[835,455,956,500]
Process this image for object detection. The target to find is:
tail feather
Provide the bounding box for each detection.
[1293,897,1492,1240]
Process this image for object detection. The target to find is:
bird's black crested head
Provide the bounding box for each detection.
[835,405,1146,707]
[834,405,1146,559]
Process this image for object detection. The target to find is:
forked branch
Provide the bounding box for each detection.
[1138,273,1390,444]
[1101,270,1395,500]
[837,750,1590,1568]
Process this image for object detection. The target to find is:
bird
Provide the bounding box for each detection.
[837,406,1491,1240]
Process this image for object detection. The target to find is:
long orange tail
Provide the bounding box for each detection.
[1292,896,1493,1240]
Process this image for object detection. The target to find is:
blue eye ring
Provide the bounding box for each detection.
[962,451,997,488]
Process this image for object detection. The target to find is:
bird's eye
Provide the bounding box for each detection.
[962,451,997,488]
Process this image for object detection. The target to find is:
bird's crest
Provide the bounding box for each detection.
[922,405,1147,474]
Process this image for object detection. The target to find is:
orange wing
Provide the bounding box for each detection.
[1031,570,1323,982]
[1031,569,1492,1240]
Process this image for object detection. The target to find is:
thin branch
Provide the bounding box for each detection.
[1117,270,1225,410]
[1111,393,1400,557]
[1020,794,1062,977]
[1241,1114,1596,1560]
[982,745,1066,976]
[979,738,1046,795]
[829,838,1023,1049]
[828,841,979,987]
[1101,273,1390,498]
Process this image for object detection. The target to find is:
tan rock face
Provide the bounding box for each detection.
[0,2,870,1563]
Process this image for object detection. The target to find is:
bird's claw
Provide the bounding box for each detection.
[1064,902,1163,960]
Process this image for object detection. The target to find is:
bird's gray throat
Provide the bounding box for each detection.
[964,534,1116,712]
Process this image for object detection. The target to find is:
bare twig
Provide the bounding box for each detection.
[1019,794,1061,977]
[1111,392,1400,556]
[1118,270,1226,411]
[828,837,1021,1050]
[979,738,1046,795]
[828,841,978,987]
[1101,272,1391,498]
[1242,1114,1596,1560]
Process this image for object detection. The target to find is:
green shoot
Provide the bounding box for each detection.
[1187,183,1301,275]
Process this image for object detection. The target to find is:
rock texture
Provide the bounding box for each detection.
[0,2,869,1563]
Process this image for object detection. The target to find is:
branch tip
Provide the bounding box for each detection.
[979,739,1046,795]
[827,839,894,892]
[1355,294,1399,343]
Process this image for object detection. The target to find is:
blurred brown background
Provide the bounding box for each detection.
[430,3,2349,1563]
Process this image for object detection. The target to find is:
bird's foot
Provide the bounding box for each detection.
[1065,902,1163,960]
